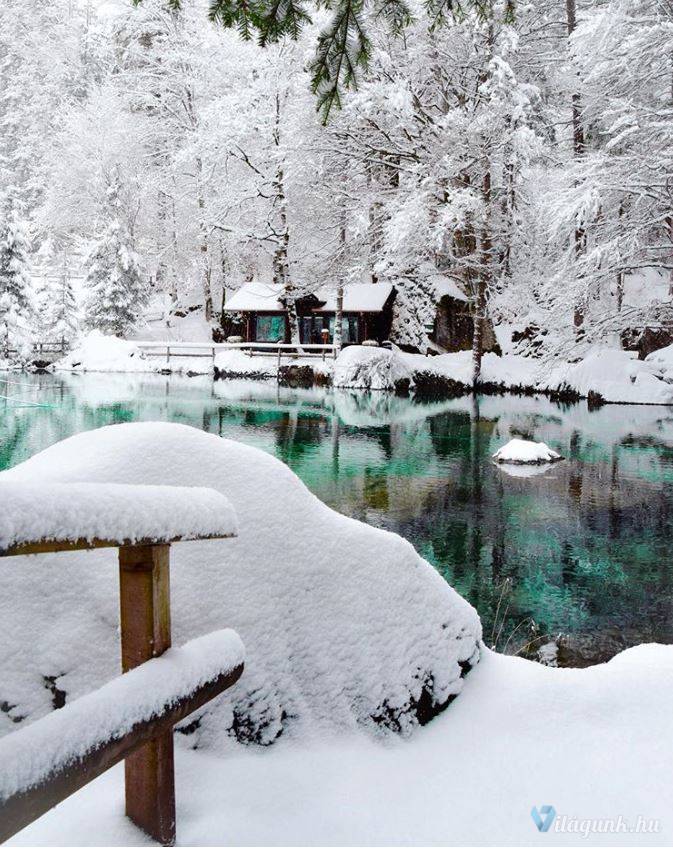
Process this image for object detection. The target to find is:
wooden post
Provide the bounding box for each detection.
[166,346,171,368]
[119,544,175,846]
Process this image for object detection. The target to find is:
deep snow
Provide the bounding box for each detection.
[0,630,244,801]
[0,482,237,551]
[8,645,673,846]
[0,422,480,745]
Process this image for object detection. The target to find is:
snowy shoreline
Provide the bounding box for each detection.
[10,332,673,408]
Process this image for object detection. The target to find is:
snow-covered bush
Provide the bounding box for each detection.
[54,330,152,373]
[334,345,412,391]
[0,423,481,745]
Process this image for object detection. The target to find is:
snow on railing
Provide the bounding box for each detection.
[133,339,338,368]
[0,483,243,846]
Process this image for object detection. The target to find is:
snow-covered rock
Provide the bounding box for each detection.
[54,331,152,373]
[543,348,673,405]
[333,345,412,391]
[492,438,562,465]
[0,423,481,745]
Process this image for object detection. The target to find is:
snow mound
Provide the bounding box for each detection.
[0,423,481,745]
[0,482,237,553]
[333,345,412,391]
[492,438,562,465]
[0,629,244,801]
[543,348,673,405]
[54,331,152,373]
[213,348,278,379]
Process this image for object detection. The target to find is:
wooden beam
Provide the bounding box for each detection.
[0,663,244,845]
[1,533,235,559]
[119,544,174,845]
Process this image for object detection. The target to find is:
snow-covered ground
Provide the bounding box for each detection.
[0,423,480,744]
[9,645,673,846]
[54,331,154,373]
[44,334,673,407]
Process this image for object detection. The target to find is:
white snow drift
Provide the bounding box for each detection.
[54,331,152,373]
[333,345,412,391]
[0,422,481,745]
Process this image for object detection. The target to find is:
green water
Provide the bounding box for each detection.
[3,372,673,666]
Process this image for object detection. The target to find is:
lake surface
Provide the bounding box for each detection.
[2,372,673,666]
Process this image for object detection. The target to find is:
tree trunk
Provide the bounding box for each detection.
[567,0,587,334]
[473,158,492,389]
[195,156,213,323]
[334,207,346,353]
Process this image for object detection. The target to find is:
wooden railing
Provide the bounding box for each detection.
[135,340,337,370]
[0,526,243,846]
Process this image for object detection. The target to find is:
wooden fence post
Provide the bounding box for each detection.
[118,544,175,846]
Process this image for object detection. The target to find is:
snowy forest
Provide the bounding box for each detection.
[1,0,672,364]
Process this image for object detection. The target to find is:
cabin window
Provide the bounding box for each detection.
[300,316,329,344]
[255,315,286,342]
[329,316,359,344]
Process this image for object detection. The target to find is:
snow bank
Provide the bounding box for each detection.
[543,348,673,405]
[54,331,152,373]
[11,644,673,846]
[213,348,277,379]
[0,630,243,801]
[333,345,412,391]
[214,348,333,381]
[0,423,480,744]
[492,438,562,465]
[0,482,237,553]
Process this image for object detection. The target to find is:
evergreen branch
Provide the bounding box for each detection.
[372,0,413,34]
[310,0,370,123]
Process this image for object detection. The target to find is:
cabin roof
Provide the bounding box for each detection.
[313,282,394,313]
[223,281,395,314]
[223,281,287,313]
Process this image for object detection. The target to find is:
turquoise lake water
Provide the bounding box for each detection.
[2,371,673,666]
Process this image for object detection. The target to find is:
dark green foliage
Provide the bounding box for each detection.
[136,0,513,120]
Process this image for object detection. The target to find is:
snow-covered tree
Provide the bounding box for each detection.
[41,248,79,346]
[0,205,33,355]
[83,181,148,337]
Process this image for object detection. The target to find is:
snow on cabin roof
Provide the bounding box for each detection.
[223,281,286,313]
[0,482,238,553]
[224,281,395,314]
[314,283,394,313]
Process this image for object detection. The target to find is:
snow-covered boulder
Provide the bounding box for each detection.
[492,438,562,465]
[334,345,412,391]
[542,348,673,405]
[54,331,151,373]
[0,423,481,746]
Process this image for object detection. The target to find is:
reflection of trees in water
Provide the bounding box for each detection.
[5,376,673,665]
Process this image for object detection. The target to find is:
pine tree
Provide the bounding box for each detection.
[83,184,148,337]
[44,249,78,346]
[0,207,33,356]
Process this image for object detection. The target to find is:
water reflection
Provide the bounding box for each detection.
[2,372,673,666]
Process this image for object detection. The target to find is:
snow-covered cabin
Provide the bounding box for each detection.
[223,281,396,345]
